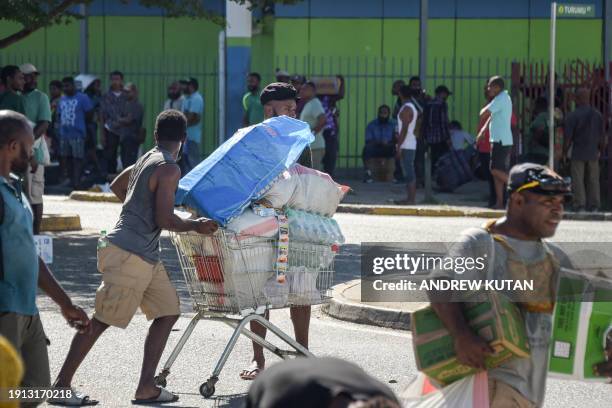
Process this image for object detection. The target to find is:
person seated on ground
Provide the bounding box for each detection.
[522,96,550,165]
[362,104,396,183]
[449,120,475,151]
[245,357,401,408]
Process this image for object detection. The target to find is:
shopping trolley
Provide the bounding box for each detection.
[154,229,337,398]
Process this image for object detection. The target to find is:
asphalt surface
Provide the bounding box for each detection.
[34,196,612,407]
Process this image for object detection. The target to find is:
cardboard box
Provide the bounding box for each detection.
[312,77,341,96]
[412,294,530,385]
[549,278,612,382]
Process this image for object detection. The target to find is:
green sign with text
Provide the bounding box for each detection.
[557,3,596,17]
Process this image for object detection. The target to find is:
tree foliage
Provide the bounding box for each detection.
[0,0,300,49]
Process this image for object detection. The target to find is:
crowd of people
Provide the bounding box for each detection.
[0,63,209,236]
[1,62,612,407]
[361,74,607,212]
[242,69,345,178]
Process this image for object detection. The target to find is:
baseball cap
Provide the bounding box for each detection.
[507,163,571,196]
[435,85,452,95]
[180,77,198,88]
[260,82,298,105]
[19,63,39,75]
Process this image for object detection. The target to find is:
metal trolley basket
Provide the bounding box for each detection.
[155,229,337,398]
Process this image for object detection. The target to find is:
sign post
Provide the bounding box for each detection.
[549,2,557,169]
[549,3,595,169]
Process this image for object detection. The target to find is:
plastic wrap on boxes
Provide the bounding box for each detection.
[175,116,314,226]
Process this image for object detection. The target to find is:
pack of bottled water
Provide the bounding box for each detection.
[285,208,345,245]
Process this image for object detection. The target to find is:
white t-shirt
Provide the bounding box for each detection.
[397,102,417,150]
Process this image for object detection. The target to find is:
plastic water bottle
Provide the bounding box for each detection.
[97,230,108,250]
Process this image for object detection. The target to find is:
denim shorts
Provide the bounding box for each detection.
[401,149,416,184]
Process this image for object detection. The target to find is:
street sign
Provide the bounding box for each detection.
[34,235,53,264]
[557,3,595,18]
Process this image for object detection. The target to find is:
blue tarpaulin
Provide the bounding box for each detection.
[175,116,314,225]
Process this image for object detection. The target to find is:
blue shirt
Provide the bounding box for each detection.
[487,90,513,146]
[58,92,93,139]
[183,91,204,144]
[0,175,38,315]
[365,119,395,144]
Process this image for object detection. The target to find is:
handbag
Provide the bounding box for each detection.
[33,137,51,166]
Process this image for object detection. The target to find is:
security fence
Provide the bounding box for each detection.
[3,52,607,176]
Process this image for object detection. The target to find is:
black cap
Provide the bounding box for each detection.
[260,82,298,105]
[508,162,571,196]
[435,85,452,95]
[290,74,306,84]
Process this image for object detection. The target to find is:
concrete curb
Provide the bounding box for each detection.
[41,214,82,232]
[68,192,612,221]
[322,281,412,331]
[337,203,612,221]
[70,191,120,203]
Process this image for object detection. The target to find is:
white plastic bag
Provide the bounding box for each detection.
[400,372,489,408]
[261,170,299,208]
[260,164,349,215]
[225,208,279,238]
[287,164,349,216]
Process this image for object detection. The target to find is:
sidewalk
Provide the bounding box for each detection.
[322,279,426,331]
[66,178,612,221]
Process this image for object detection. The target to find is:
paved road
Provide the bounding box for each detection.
[36,197,612,407]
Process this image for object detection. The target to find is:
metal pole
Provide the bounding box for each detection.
[218,30,226,146]
[606,0,612,81]
[549,2,557,169]
[419,0,428,91]
[79,4,88,73]
[420,0,434,203]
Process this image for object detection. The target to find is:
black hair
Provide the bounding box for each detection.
[489,76,505,90]
[49,80,62,89]
[408,76,421,85]
[110,70,124,80]
[304,81,316,90]
[186,77,199,90]
[0,65,20,86]
[399,85,416,99]
[449,120,462,130]
[378,104,391,113]
[534,96,548,113]
[155,109,187,142]
[62,76,74,84]
[0,110,30,148]
[248,72,262,82]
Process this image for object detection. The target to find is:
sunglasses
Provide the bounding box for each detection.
[513,170,571,194]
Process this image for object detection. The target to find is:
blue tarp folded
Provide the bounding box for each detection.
[175,116,314,225]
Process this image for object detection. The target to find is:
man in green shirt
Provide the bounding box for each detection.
[21,63,52,234]
[0,66,25,115]
[242,72,264,127]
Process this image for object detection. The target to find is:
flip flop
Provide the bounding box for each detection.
[131,387,179,405]
[47,388,99,406]
[239,367,262,381]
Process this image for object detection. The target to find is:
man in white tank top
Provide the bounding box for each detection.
[395,85,419,204]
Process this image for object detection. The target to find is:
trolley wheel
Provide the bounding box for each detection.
[154,376,167,388]
[199,382,215,398]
